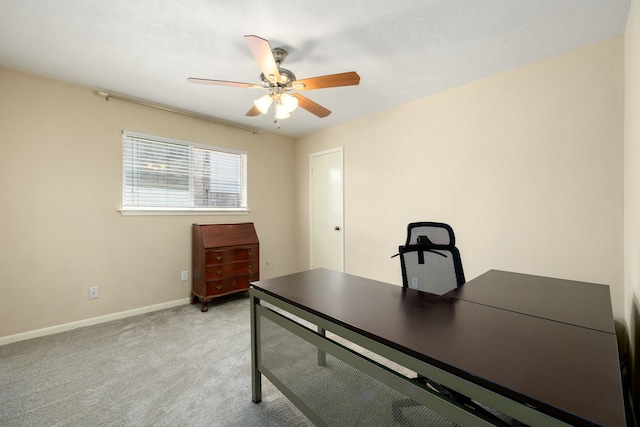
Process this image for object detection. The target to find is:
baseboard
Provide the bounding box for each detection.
[0,298,191,347]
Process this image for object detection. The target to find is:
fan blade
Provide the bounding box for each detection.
[292,94,331,118]
[245,105,261,117]
[293,71,360,90]
[244,35,281,83]
[187,78,262,89]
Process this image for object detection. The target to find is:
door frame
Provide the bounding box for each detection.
[309,147,344,272]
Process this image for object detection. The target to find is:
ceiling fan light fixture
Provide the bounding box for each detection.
[254,94,272,114]
[275,103,291,120]
[280,92,298,113]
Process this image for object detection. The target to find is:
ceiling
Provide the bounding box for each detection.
[0,1,631,137]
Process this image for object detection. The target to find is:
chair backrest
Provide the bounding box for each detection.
[398,222,465,295]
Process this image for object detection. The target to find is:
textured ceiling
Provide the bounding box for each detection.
[0,0,631,137]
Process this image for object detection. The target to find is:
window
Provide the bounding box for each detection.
[122,131,247,212]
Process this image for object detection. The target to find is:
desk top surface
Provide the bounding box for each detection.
[447,269,615,333]
[252,268,625,427]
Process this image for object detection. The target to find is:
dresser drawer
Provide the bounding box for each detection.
[206,276,251,295]
[205,245,257,265]
[205,258,258,279]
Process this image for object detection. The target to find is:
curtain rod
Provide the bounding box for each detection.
[93,89,262,135]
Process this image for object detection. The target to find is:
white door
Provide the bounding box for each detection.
[310,148,344,271]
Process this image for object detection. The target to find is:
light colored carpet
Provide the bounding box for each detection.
[0,294,311,426]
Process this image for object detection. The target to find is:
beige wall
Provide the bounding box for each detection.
[296,37,625,318]
[0,67,298,338]
[0,34,628,346]
[625,0,640,408]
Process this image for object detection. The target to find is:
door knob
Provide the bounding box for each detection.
[334,226,341,231]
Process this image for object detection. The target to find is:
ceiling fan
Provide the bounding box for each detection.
[188,35,360,126]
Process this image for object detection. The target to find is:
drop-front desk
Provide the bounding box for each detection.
[250,268,624,426]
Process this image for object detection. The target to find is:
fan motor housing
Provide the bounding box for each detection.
[259,67,296,88]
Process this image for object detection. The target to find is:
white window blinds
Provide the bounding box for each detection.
[122,131,247,210]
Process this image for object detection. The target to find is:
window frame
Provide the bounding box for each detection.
[120,130,249,216]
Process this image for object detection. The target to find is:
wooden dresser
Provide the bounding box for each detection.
[191,222,259,312]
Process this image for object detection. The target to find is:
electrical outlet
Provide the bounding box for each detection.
[410,278,419,289]
[89,287,99,299]
[181,270,188,281]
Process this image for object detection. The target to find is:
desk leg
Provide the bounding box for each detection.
[250,292,262,403]
[318,327,326,366]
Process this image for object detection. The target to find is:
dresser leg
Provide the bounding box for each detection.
[201,301,209,312]
[190,295,199,305]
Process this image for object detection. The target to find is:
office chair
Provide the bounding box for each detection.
[397,222,465,295]
[392,222,515,425]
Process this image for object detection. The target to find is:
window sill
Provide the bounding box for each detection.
[119,208,250,216]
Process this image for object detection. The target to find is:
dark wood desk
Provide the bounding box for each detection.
[250,268,625,426]
[446,269,616,333]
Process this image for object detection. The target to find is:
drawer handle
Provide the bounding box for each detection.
[216,256,223,261]
[247,251,252,257]
[216,284,223,290]
[247,265,252,271]
[216,270,222,275]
